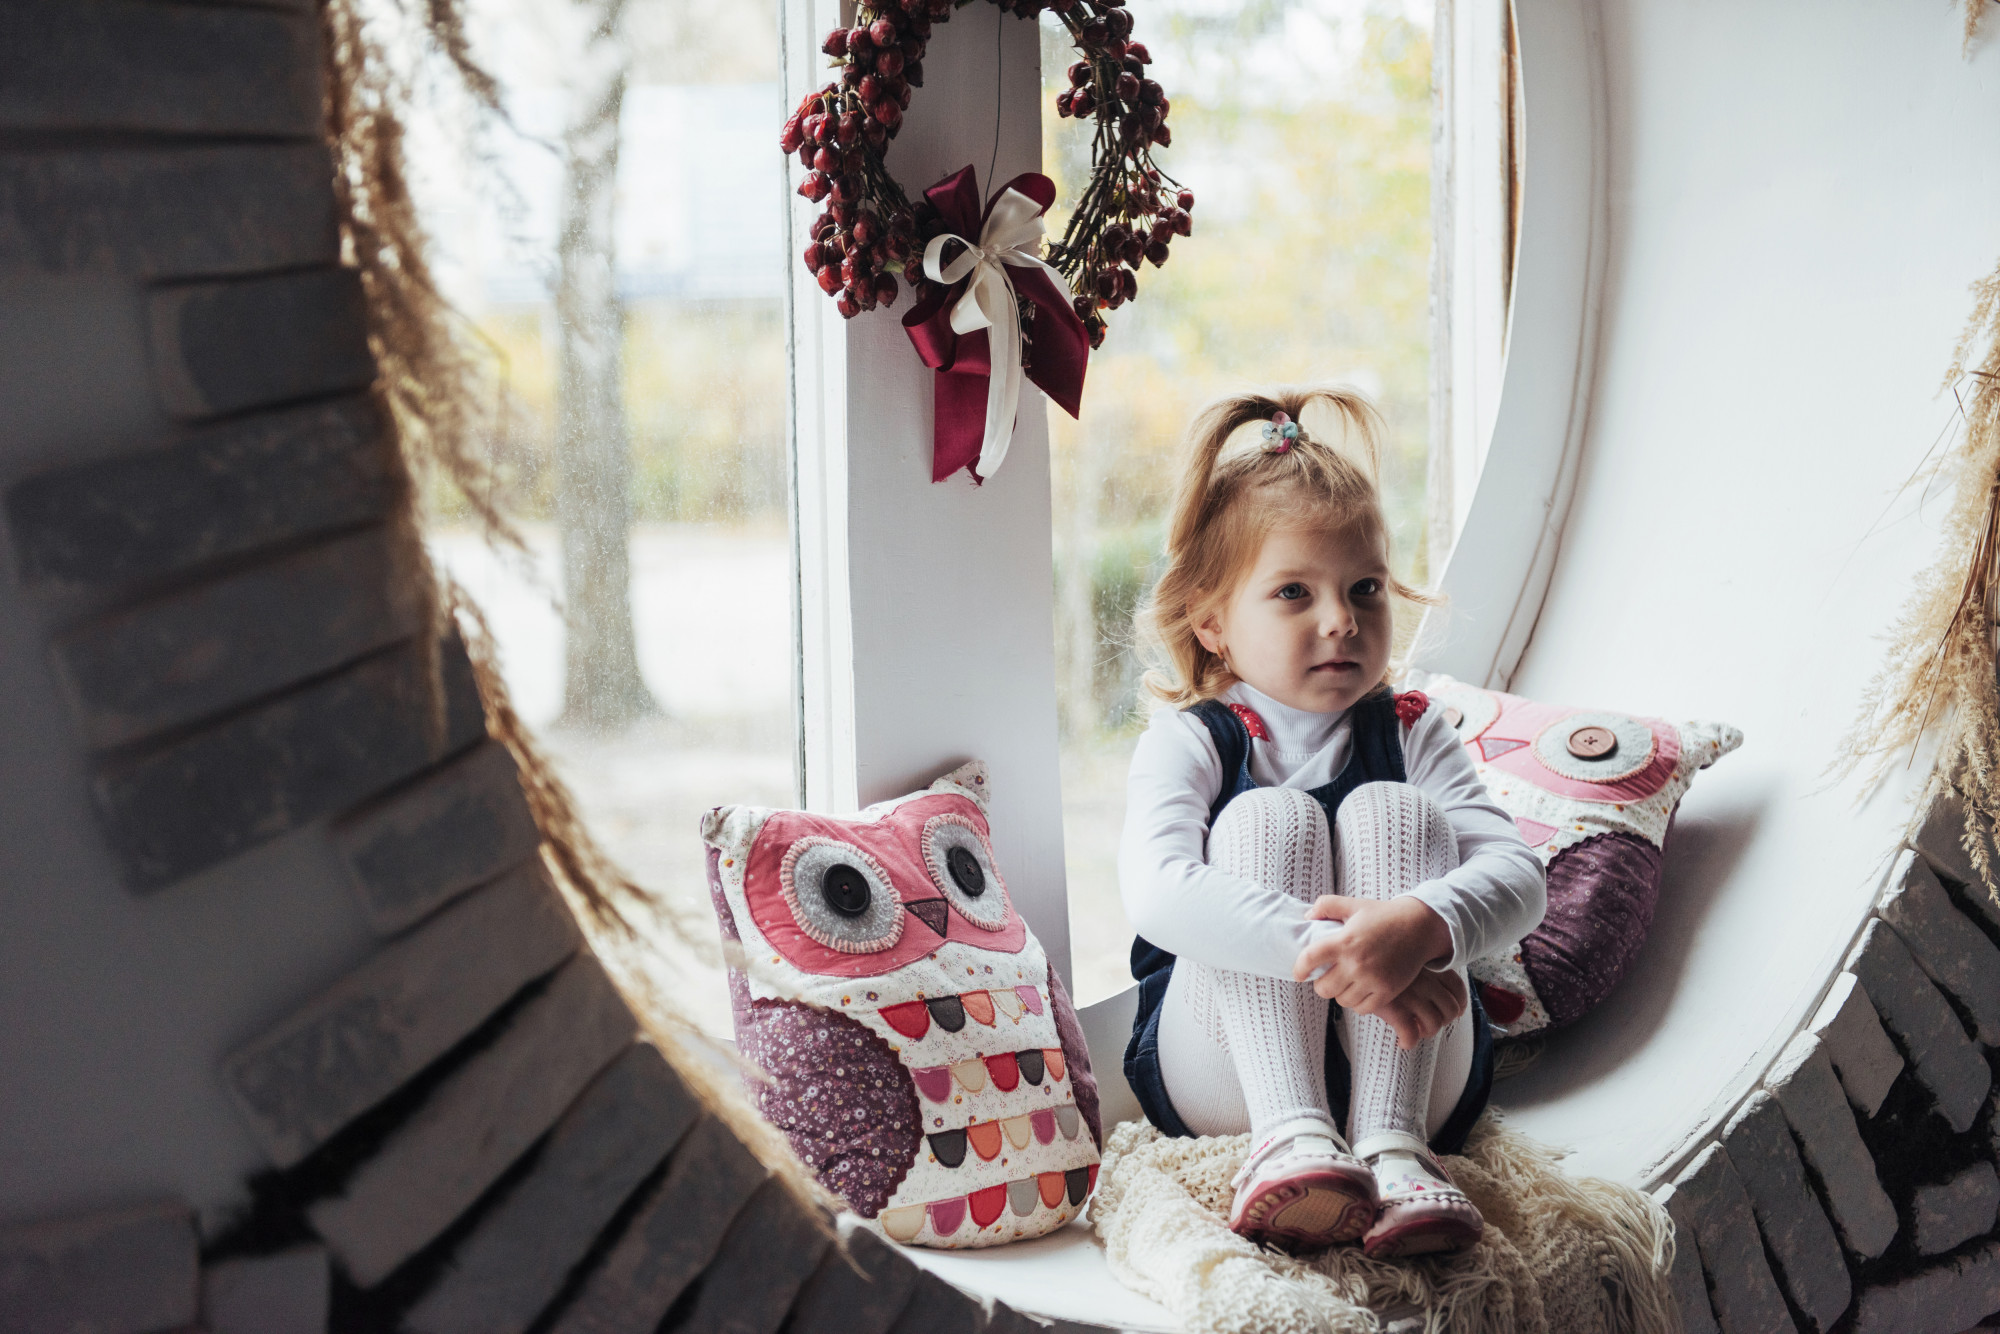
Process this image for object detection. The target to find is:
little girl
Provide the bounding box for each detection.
[1119,389,1546,1258]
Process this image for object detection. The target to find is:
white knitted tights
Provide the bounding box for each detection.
[1334,780,1461,1147]
[1156,782,1470,1145]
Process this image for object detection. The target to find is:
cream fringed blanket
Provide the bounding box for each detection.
[1089,1117,1681,1334]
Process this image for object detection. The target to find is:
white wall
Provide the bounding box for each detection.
[1457,0,1999,1185]
[786,1,1074,982]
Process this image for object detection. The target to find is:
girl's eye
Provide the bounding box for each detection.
[1277,583,1309,601]
[1352,578,1384,598]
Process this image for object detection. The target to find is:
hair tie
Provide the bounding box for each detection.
[1260,411,1302,453]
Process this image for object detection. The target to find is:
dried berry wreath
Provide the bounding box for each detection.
[778,0,1194,351]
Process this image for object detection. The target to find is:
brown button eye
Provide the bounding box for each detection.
[1567,725,1618,759]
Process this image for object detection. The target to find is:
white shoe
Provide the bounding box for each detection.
[1353,1130,1484,1258]
[1227,1116,1379,1251]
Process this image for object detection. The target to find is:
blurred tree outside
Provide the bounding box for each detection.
[554,0,657,730]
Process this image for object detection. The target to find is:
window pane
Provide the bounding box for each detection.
[1042,2,1434,1003]
[407,0,793,1036]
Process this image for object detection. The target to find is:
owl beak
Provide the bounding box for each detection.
[906,898,950,938]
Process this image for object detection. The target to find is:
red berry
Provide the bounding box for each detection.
[1151,123,1171,146]
[906,59,924,87]
[830,201,851,225]
[864,118,888,148]
[877,49,904,77]
[803,241,826,270]
[1068,61,1091,88]
[896,81,912,109]
[1177,189,1195,211]
[1121,269,1138,299]
[1141,105,1162,130]
[1149,219,1173,246]
[1087,319,1106,349]
[1120,236,1144,267]
[841,254,864,285]
[1108,9,1133,37]
[1082,20,1108,44]
[1056,89,1074,118]
[813,211,835,237]
[870,17,897,44]
[798,172,830,201]
[1070,88,1094,117]
[1093,270,1118,299]
[838,111,863,142]
[837,292,860,319]
[833,174,861,203]
[873,99,901,127]
[1144,239,1169,267]
[780,116,804,154]
[874,273,899,307]
[1140,79,1162,105]
[812,114,835,144]
[818,268,843,296]
[1126,42,1152,64]
[853,214,878,245]
[822,28,848,57]
[813,145,839,173]
[1072,295,1094,322]
[1115,72,1139,101]
[848,26,873,54]
[859,74,883,105]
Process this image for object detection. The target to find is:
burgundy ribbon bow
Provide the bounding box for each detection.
[902,166,1089,483]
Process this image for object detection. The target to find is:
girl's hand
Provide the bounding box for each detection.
[1292,895,1454,1022]
[1376,968,1468,1050]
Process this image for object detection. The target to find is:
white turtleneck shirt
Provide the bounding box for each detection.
[1118,681,1547,982]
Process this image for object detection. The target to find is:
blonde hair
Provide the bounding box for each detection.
[1137,387,1432,707]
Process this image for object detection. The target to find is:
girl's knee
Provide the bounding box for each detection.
[1334,782,1458,893]
[1211,785,1326,845]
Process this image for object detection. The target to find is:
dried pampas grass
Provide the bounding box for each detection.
[1839,255,2000,899]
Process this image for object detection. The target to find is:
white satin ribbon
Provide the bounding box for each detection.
[922,186,1065,479]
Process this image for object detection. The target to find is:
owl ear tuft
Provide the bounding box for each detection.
[928,759,992,813]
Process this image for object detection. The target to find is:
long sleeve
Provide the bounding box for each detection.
[1117,709,1338,980]
[1400,705,1548,970]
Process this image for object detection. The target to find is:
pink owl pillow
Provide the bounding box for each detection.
[700,761,1102,1249]
[1406,673,1742,1042]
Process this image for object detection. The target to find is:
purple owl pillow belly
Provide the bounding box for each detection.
[1406,673,1743,1041]
[701,761,1101,1250]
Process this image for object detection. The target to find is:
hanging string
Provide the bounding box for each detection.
[987,11,1003,190]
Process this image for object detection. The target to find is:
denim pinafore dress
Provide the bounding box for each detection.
[1121,688,1495,1155]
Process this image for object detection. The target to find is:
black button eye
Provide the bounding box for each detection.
[821,863,871,917]
[947,845,985,897]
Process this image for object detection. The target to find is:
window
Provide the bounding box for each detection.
[1042,1,1440,1002]
[401,0,793,1035]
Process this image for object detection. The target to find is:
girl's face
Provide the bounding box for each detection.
[1194,520,1394,715]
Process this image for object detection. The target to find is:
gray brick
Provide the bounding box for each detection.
[1654,1185,1721,1334]
[91,633,487,890]
[224,860,580,1167]
[333,741,541,935]
[0,145,337,278]
[1720,1091,1850,1329]
[403,1042,700,1334]
[200,1245,326,1334]
[1881,849,2000,1046]
[675,1179,832,1334]
[0,1200,198,1334]
[1850,1237,2000,1334]
[309,953,638,1287]
[1846,918,1990,1133]
[1806,972,1903,1120]
[0,0,321,137]
[785,1228,920,1334]
[149,268,374,421]
[52,528,418,751]
[1669,1144,1792,1334]
[1913,1160,2000,1256]
[549,1115,769,1334]
[1914,787,1993,904]
[4,395,391,588]
[884,1271,988,1334]
[1766,1034,1899,1260]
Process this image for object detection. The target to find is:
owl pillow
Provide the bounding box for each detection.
[1406,673,1742,1042]
[701,761,1101,1250]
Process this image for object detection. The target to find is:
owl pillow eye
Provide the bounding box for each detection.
[922,812,1010,931]
[778,837,904,953]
